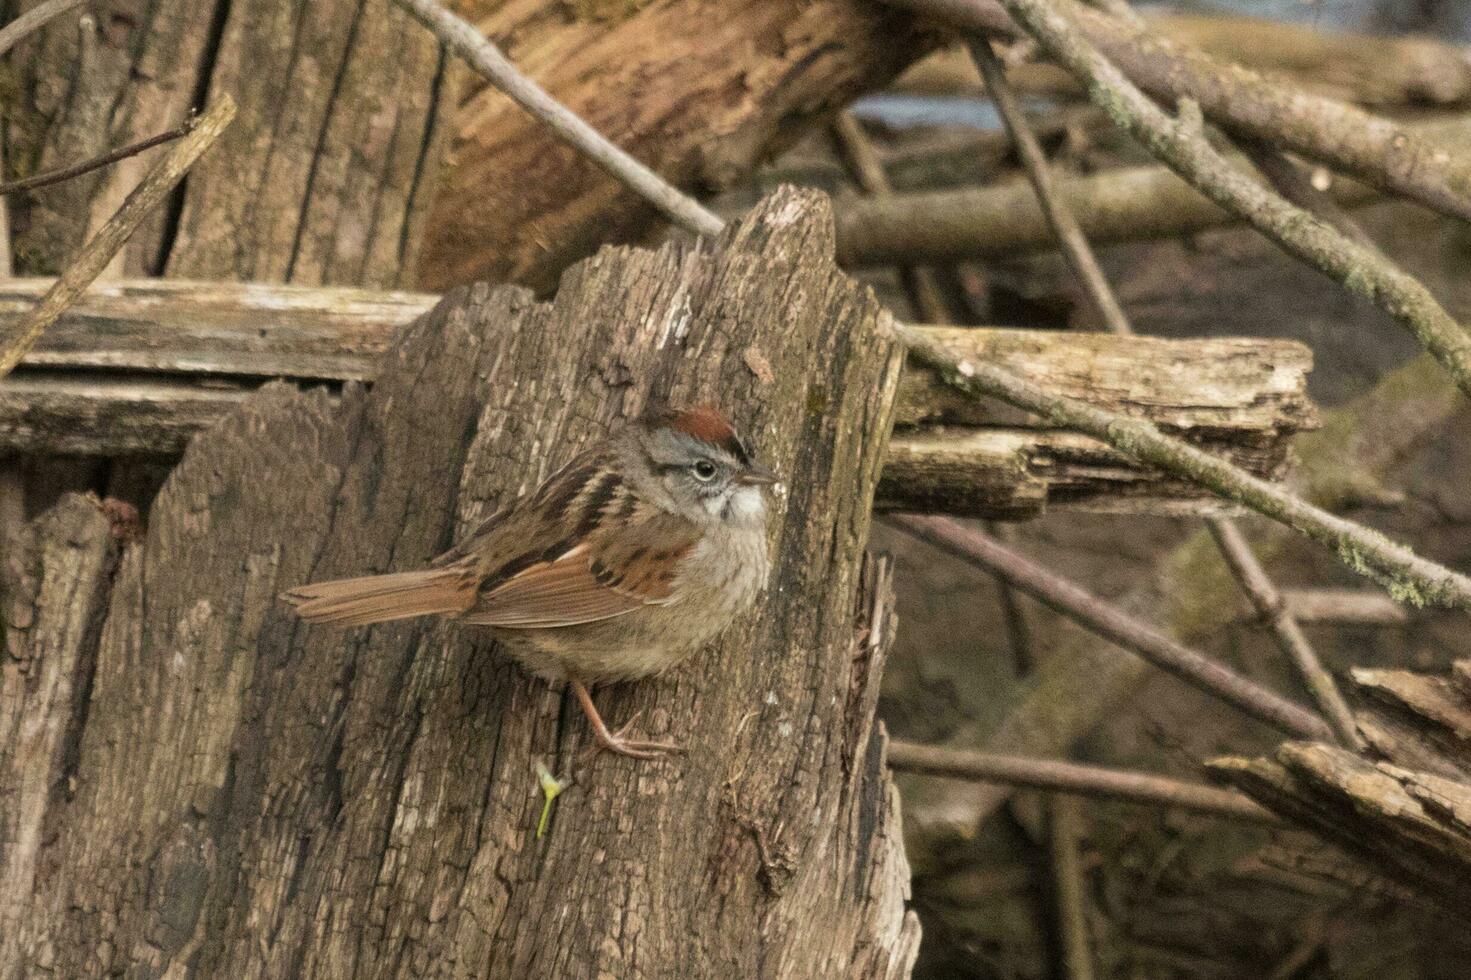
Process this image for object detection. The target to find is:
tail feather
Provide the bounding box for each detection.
[280,567,476,627]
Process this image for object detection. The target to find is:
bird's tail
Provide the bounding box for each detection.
[280,567,476,627]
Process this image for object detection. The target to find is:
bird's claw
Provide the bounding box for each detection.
[581,711,683,763]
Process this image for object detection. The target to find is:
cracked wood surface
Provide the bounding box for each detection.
[0,278,1316,519]
[0,189,920,978]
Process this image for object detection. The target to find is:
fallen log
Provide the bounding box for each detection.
[417,0,938,291]
[835,160,1374,268]
[0,278,1317,519]
[834,116,1471,268]
[894,14,1471,108]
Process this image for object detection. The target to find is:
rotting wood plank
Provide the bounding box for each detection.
[0,278,1318,519]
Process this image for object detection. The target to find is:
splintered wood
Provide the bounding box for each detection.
[0,278,1316,519]
[1212,659,1471,915]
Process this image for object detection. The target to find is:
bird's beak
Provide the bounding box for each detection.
[738,463,780,487]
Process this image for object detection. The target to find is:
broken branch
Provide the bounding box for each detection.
[888,741,1281,824]
[891,515,1333,740]
[0,122,197,197]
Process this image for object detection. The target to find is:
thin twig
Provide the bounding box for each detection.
[1049,797,1097,980]
[1208,520,1363,748]
[891,515,1333,740]
[0,0,88,58]
[0,96,235,378]
[973,37,1360,747]
[394,0,723,239]
[1233,137,1378,253]
[900,0,1471,401]
[1275,588,1409,626]
[887,740,1281,824]
[898,326,1471,610]
[0,140,12,277]
[830,111,951,325]
[0,122,196,197]
[987,521,1036,675]
[969,37,1129,335]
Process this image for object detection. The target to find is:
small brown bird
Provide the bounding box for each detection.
[281,406,777,759]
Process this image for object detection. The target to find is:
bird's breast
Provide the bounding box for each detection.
[676,524,770,625]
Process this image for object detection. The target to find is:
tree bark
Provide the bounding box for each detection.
[417,0,938,292]
[0,188,921,978]
[0,278,1316,519]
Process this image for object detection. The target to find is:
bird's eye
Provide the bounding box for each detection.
[692,459,718,481]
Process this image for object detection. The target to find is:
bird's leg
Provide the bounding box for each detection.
[569,677,681,761]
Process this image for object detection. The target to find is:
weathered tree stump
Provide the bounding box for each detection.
[0,188,918,977]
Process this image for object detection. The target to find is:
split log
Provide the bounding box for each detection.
[0,279,1317,519]
[1212,659,1471,917]
[2,0,461,527]
[418,0,938,291]
[0,189,921,978]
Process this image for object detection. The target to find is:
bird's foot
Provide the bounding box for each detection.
[580,710,683,763]
[569,679,682,764]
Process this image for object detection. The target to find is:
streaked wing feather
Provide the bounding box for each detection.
[464,515,700,629]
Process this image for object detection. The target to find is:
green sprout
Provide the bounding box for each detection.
[535,762,565,839]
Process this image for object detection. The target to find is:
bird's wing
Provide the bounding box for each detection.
[429,438,611,567]
[462,494,702,629]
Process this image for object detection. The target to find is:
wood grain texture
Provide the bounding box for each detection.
[418,0,937,291]
[5,0,451,287]
[0,188,919,978]
[0,495,116,969]
[0,278,1317,518]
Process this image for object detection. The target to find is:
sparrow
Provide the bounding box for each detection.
[281,406,777,760]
